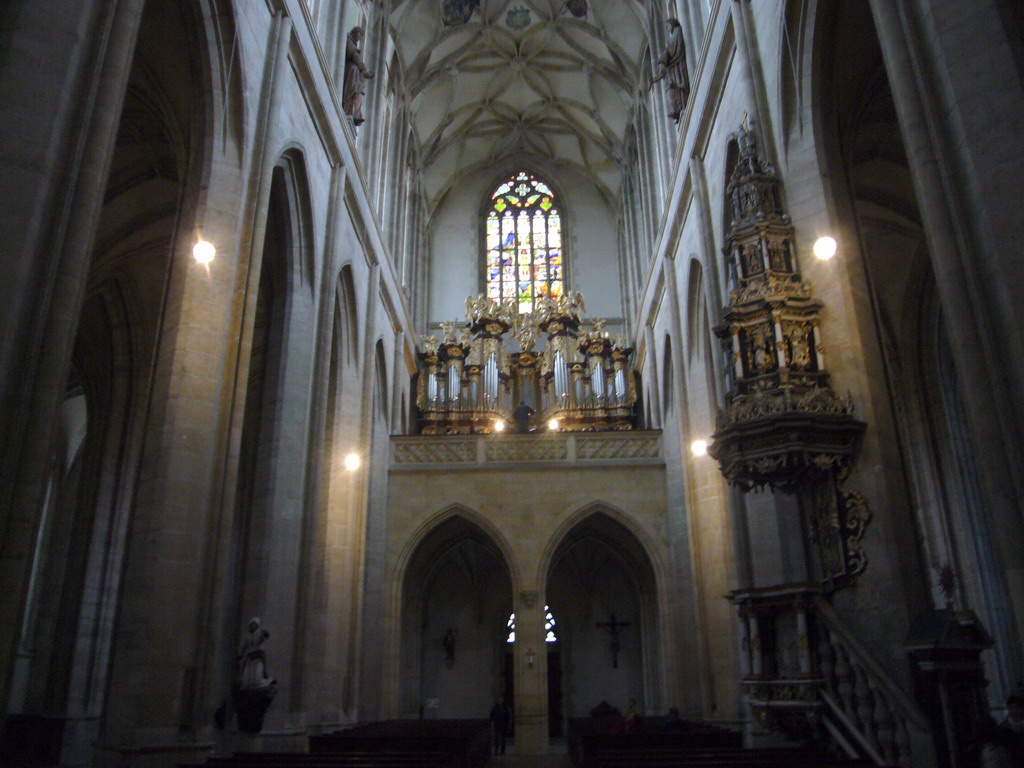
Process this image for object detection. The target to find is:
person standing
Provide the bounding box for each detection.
[490,696,511,755]
[513,401,534,433]
[998,696,1024,767]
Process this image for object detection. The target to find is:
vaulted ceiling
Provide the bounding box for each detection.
[388,0,651,213]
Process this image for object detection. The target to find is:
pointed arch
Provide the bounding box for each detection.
[392,507,517,718]
[686,258,706,363]
[662,334,675,416]
[541,502,665,719]
[337,264,360,365]
[273,145,317,290]
[374,338,389,424]
[393,504,522,592]
[536,501,663,589]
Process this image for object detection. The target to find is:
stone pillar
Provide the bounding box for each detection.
[868,0,1024,694]
[0,0,145,715]
[512,590,547,755]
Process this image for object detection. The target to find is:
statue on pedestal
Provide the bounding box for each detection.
[233,618,277,734]
[652,19,690,123]
[343,27,374,126]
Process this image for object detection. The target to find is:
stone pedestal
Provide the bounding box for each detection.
[906,608,992,768]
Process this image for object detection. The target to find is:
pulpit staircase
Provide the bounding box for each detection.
[815,599,933,768]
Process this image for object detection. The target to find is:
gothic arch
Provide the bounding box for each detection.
[662,334,675,416]
[540,504,665,719]
[685,258,705,363]
[272,146,317,291]
[537,501,664,590]
[393,505,522,593]
[392,509,517,718]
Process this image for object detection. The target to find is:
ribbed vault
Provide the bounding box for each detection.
[389,0,650,212]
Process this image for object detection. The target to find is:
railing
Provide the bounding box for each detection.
[390,430,662,469]
[815,597,932,767]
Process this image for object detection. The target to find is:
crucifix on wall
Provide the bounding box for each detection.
[596,613,632,668]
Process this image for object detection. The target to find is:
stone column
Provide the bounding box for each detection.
[512,589,548,755]
[868,0,1024,693]
[0,0,145,712]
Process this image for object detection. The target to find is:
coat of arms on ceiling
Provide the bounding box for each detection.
[442,0,480,26]
[566,0,588,18]
[506,6,532,30]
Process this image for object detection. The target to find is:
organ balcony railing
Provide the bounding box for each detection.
[417,293,637,435]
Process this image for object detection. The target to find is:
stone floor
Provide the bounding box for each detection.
[492,755,571,768]
[490,739,571,767]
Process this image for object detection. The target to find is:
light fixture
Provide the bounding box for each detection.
[494,420,506,432]
[344,453,361,471]
[193,239,216,265]
[691,439,708,457]
[813,236,837,261]
[525,648,536,669]
[548,418,559,431]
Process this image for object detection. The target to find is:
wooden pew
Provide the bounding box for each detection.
[181,720,491,768]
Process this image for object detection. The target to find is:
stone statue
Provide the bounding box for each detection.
[234,618,276,734]
[343,27,374,126]
[652,19,690,123]
[238,617,272,689]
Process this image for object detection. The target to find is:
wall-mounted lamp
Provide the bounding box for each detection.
[525,648,536,669]
[344,453,361,471]
[691,439,708,457]
[193,239,216,265]
[813,236,837,261]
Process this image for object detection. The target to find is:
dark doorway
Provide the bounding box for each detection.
[548,648,563,736]
[503,651,515,737]
[502,647,563,737]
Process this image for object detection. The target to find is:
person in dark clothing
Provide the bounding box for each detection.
[663,707,686,733]
[490,696,512,755]
[513,401,534,433]
[998,695,1024,768]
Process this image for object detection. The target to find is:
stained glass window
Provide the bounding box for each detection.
[506,606,558,643]
[485,171,564,314]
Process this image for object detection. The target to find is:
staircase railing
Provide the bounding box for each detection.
[815,596,932,767]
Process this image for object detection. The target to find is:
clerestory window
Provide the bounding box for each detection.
[485,171,564,314]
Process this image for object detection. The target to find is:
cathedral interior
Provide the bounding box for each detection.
[0,1,1022,767]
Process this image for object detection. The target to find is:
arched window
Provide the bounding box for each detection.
[485,171,564,314]
[506,606,558,643]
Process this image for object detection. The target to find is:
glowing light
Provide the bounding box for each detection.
[193,240,216,264]
[691,439,708,457]
[548,418,559,431]
[344,453,361,471]
[813,236,837,261]
[494,420,506,432]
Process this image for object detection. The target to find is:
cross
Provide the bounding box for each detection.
[596,613,632,668]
